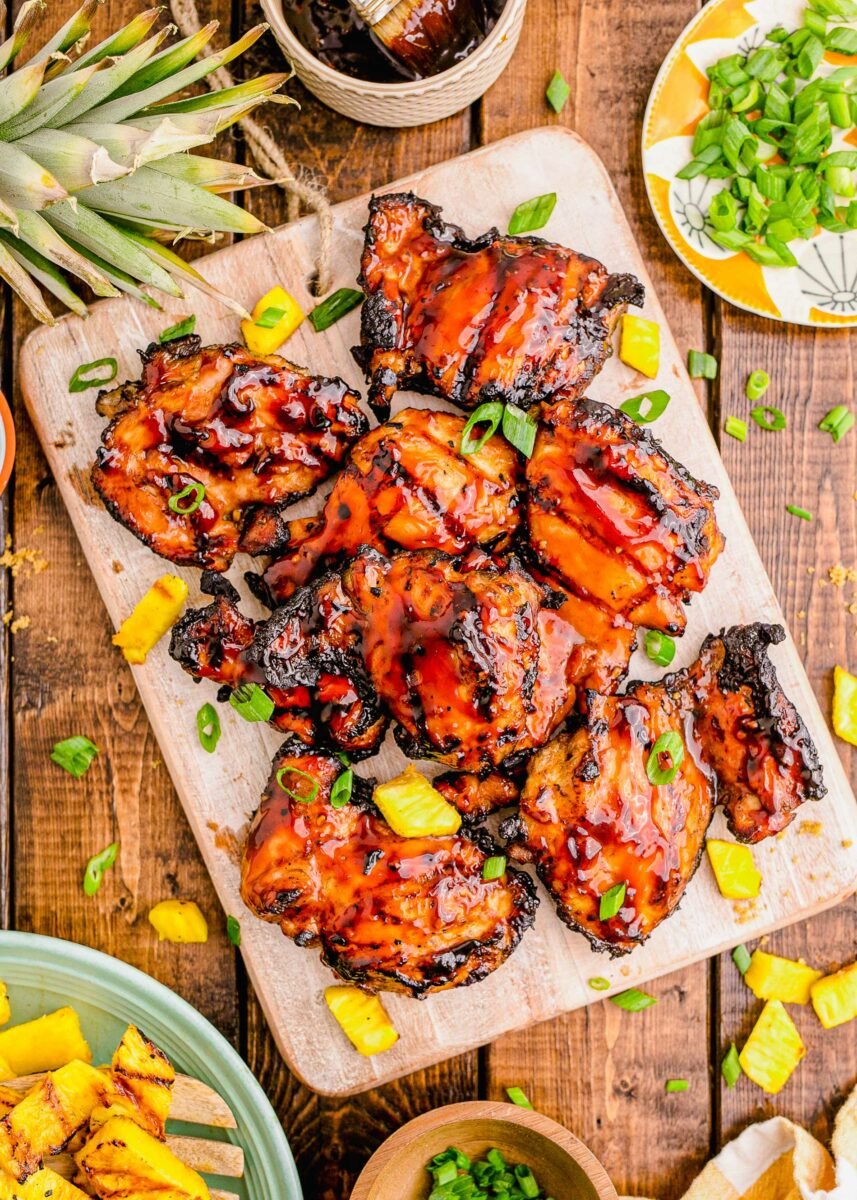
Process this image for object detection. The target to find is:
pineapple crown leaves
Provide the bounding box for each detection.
[0,1,290,324]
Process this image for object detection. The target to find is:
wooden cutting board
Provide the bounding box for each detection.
[20,127,857,1097]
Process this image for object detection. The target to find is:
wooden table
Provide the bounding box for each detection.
[1,1,855,1196]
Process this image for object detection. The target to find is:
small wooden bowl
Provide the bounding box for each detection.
[0,390,14,499]
[350,1101,618,1200]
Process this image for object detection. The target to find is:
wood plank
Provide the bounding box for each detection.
[8,0,240,1035]
[478,3,712,1195]
[715,310,857,1148]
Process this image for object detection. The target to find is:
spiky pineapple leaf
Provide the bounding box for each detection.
[55,6,163,76]
[76,167,268,235]
[0,63,100,140]
[0,59,47,128]
[15,207,119,296]
[0,142,67,209]
[45,200,183,294]
[17,129,129,193]
[46,30,172,128]
[109,21,220,100]
[0,236,55,322]
[0,229,88,315]
[30,0,102,65]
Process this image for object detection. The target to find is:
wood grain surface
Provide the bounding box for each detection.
[2,0,856,1197]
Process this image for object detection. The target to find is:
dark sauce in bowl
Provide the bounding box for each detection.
[283,0,506,82]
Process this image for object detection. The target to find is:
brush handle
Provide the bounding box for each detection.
[348,0,401,26]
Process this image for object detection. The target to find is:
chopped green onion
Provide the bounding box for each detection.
[505,1086,533,1109]
[645,630,676,667]
[508,192,557,235]
[599,881,627,921]
[308,288,363,332]
[230,682,275,723]
[254,306,286,329]
[818,405,855,443]
[750,405,787,431]
[483,855,507,881]
[646,730,685,786]
[196,703,221,754]
[545,70,570,113]
[609,988,657,1012]
[501,403,538,458]
[619,390,671,424]
[732,943,752,974]
[83,841,118,897]
[168,481,206,515]
[460,402,504,455]
[515,1164,540,1199]
[745,369,771,400]
[724,416,748,441]
[786,503,813,521]
[721,1042,742,1088]
[51,735,99,779]
[158,315,196,342]
[665,1079,689,1093]
[433,1160,457,1186]
[827,26,857,54]
[226,915,241,946]
[687,350,718,379]
[330,767,353,808]
[69,357,117,393]
[588,976,610,990]
[276,764,320,803]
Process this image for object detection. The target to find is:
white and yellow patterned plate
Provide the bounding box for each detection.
[643,0,857,327]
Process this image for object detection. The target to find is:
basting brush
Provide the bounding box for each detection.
[348,0,490,78]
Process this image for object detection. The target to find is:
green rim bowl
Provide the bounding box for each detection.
[0,930,302,1200]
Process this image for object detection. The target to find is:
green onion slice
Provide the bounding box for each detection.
[732,943,752,974]
[746,369,770,400]
[482,855,507,881]
[505,1086,534,1109]
[818,405,855,443]
[508,192,557,235]
[309,288,363,332]
[786,503,813,521]
[721,1042,742,1088]
[168,481,206,516]
[619,389,671,424]
[254,306,286,329]
[196,703,220,754]
[51,735,99,779]
[83,841,118,896]
[330,766,353,809]
[688,350,718,379]
[665,1078,690,1093]
[69,357,118,393]
[588,976,611,990]
[724,415,748,441]
[545,70,570,113]
[609,988,657,1012]
[646,731,685,786]
[750,404,787,431]
[460,401,504,455]
[645,630,676,667]
[501,403,538,458]
[230,682,275,723]
[276,764,320,803]
[599,881,627,921]
[226,915,241,946]
[158,315,196,343]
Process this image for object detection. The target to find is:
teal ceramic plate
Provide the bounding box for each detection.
[0,931,302,1200]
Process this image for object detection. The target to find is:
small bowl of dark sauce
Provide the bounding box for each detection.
[261,0,527,126]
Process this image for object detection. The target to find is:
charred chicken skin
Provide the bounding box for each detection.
[91,336,368,571]
[355,192,645,418]
[240,739,537,995]
[504,624,825,955]
[244,406,522,604]
[527,396,725,633]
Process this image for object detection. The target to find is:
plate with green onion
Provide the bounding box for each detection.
[642,0,857,327]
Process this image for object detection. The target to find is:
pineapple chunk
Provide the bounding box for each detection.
[113,574,189,665]
[619,314,660,378]
[811,960,857,1029]
[372,766,461,837]
[0,1167,90,1200]
[0,1087,20,1119]
[832,665,857,747]
[706,839,762,899]
[0,984,10,1028]
[744,950,823,1006]
[148,900,209,944]
[324,987,399,1057]
[75,1116,210,1199]
[91,1025,175,1138]
[0,1007,91,1076]
[241,285,305,356]
[0,1059,107,1181]
[739,1000,806,1094]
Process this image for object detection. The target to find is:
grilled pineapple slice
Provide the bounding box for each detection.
[91,1025,175,1138]
[76,1116,210,1199]
[0,1007,90,1076]
[0,1167,90,1199]
[744,950,823,1005]
[0,1059,106,1182]
[372,766,461,837]
[0,1087,20,1120]
[113,575,189,665]
[739,1000,806,1094]
[324,987,399,1056]
[811,961,857,1029]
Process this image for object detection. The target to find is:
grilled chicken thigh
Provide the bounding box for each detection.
[92,336,367,571]
[527,396,725,633]
[505,624,825,955]
[355,192,644,417]
[244,406,522,604]
[240,740,537,995]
